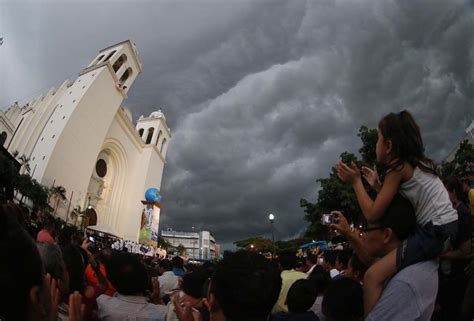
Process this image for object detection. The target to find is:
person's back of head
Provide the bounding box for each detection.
[308,265,331,295]
[336,249,351,271]
[306,254,317,266]
[278,250,298,271]
[345,254,367,283]
[378,110,435,173]
[172,256,184,269]
[444,176,465,203]
[287,279,317,314]
[182,268,210,299]
[36,243,69,295]
[158,259,173,272]
[107,251,149,295]
[0,204,45,321]
[61,244,85,293]
[323,251,338,269]
[322,278,363,321]
[377,194,416,242]
[209,250,282,321]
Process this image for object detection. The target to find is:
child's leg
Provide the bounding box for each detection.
[363,248,397,317]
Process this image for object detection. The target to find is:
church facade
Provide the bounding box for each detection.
[0,40,171,241]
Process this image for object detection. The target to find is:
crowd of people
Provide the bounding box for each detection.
[1,110,474,321]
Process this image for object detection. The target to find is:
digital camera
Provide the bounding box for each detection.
[321,213,333,225]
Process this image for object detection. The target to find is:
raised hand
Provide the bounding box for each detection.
[45,273,59,321]
[329,211,351,236]
[68,291,85,321]
[336,161,361,185]
[361,166,382,191]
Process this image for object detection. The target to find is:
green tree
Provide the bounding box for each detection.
[156,236,172,250]
[234,236,274,251]
[440,140,474,177]
[50,185,67,216]
[301,126,378,240]
[18,154,31,174]
[176,244,186,256]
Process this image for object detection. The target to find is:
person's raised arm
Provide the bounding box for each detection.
[330,212,375,267]
[336,161,401,223]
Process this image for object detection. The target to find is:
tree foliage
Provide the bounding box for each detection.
[440,140,474,177]
[234,236,274,251]
[301,126,378,240]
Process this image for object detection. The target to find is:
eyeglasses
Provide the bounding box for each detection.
[359,226,386,234]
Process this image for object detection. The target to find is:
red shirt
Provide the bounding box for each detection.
[37,229,55,244]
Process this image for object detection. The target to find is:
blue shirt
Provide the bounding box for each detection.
[172,267,185,277]
[366,260,438,321]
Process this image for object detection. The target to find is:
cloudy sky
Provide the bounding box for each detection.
[1,0,474,249]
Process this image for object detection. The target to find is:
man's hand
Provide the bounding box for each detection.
[329,211,351,236]
[45,273,59,321]
[149,277,162,304]
[336,161,361,185]
[68,291,85,321]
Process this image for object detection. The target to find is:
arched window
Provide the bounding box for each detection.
[160,138,167,153]
[0,131,7,146]
[145,128,154,144]
[155,130,162,146]
[138,128,144,137]
[113,54,127,72]
[104,50,116,62]
[95,54,105,64]
[119,67,133,85]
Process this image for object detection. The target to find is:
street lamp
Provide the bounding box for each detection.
[269,213,275,258]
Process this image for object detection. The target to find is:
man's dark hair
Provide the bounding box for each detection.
[182,269,210,299]
[106,251,149,295]
[308,265,331,295]
[210,250,281,321]
[0,204,44,321]
[172,256,184,269]
[158,259,173,271]
[324,250,338,267]
[444,176,465,202]
[336,249,351,270]
[376,194,416,241]
[62,244,86,293]
[322,278,363,321]
[306,253,318,265]
[287,279,317,313]
[349,253,367,280]
[278,250,298,270]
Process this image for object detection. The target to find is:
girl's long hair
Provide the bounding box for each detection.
[378,110,437,175]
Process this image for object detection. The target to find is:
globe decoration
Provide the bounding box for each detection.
[145,188,162,203]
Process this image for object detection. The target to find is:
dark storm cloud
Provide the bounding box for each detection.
[2,0,473,248]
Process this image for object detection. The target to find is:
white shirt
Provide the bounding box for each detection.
[159,271,180,298]
[97,293,167,321]
[330,268,340,278]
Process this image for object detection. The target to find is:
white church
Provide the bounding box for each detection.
[0,40,171,241]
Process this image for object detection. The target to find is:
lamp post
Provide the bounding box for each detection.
[269,213,275,258]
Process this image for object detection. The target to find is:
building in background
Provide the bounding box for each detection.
[0,40,171,241]
[445,120,474,162]
[162,228,218,259]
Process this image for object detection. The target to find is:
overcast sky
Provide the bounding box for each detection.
[1,0,474,249]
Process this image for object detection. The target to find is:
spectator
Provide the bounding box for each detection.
[85,247,115,296]
[332,194,438,321]
[272,250,308,313]
[437,176,472,321]
[37,214,56,244]
[158,259,179,298]
[172,256,186,277]
[206,250,281,321]
[335,249,351,275]
[322,251,340,278]
[343,254,367,284]
[308,265,331,320]
[306,254,318,275]
[171,269,210,321]
[270,279,319,321]
[97,251,167,321]
[0,203,52,321]
[322,278,363,321]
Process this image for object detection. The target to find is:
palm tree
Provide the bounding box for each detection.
[18,154,31,174]
[50,185,67,216]
[70,205,84,226]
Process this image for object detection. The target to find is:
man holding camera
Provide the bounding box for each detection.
[329,194,439,321]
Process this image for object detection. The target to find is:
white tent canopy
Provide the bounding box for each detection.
[86,224,121,238]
